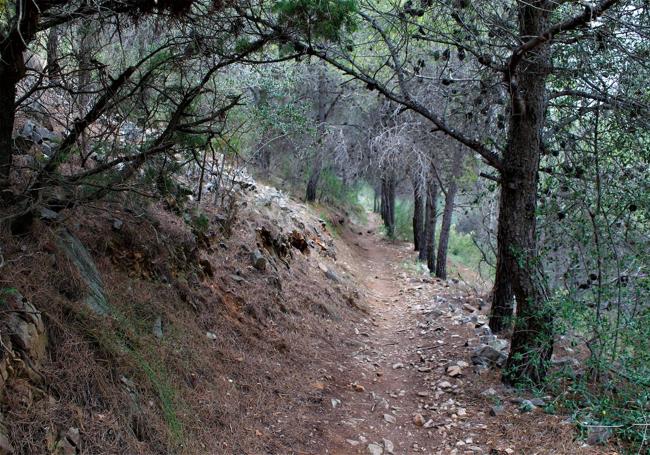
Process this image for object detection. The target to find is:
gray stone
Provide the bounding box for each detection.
[471,345,507,368]
[152,317,163,339]
[383,413,396,424]
[383,438,394,454]
[519,400,536,413]
[325,269,340,282]
[489,404,505,416]
[586,425,612,445]
[367,443,383,455]
[488,338,509,352]
[65,427,80,447]
[530,398,546,407]
[250,249,267,271]
[57,229,111,316]
[39,207,59,221]
[112,219,124,231]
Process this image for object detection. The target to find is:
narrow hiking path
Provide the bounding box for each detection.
[315,215,609,455]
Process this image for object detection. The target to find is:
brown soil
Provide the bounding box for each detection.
[0,196,620,455]
[312,214,616,455]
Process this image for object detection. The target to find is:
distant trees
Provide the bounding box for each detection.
[243,0,647,385]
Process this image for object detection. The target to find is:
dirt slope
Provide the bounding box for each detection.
[0,184,617,455]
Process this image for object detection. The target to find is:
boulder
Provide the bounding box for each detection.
[471,345,507,368]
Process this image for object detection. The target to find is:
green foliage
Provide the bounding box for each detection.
[132,352,184,444]
[274,0,357,41]
[391,198,413,241]
[186,210,210,235]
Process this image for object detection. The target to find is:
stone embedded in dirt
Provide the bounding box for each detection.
[413,413,425,426]
[481,387,497,397]
[586,425,613,445]
[417,391,429,397]
[530,398,546,407]
[318,262,328,273]
[462,304,478,313]
[206,331,217,340]
[471,346,507,368]
[325,269,341,282]
[447,365,462,377]
[383,413,396,424]
[250,249,267,271]
[475,325,492,336]
[346,439,360,446]
[368,443,384,455]
[152,316,163,339]
[519,400,536,413]
[457,360,469,368]
[331,398,341,408]
[457,407,467,417]
[392,362,404,369]
[489,404,505,416]
[352,383,365,392]
[488,338,509,352]
[438,381,453,389]
[112,218,124,230]
[383,438,395,454]
[417,366,433,373]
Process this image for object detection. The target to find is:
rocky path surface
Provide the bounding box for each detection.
[315,216,609,455]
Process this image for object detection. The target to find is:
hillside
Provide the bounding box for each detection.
[0,177,618,454]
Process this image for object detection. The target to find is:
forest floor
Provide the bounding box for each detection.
[312,214,613,455]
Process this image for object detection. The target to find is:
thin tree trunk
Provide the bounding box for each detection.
[381,173,396,238]
[435,178,458,279]
[501,1,553,386]
[412,182,424,251]
[0,71,16,190]
[305,163,321,202]
[0,1,40,192]
[435,147,463,279]
[306,63,328,202]
[46,26,61,78]
[423,168,438,269]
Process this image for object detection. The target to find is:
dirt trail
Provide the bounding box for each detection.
[315,215,607,455]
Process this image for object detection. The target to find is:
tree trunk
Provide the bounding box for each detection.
[412,182,424,251]
[435,147,463,279]
[489,218,515,333]
[422,168,438,269]
[381,174,396,238]
[373,187,379,213]
[305,164,321,202]
[0,1,40,192]
[306,64,328,202]
[0,70,17,190]
[500,2,553,386]
[46,26,61,78]
[435,177,457,279]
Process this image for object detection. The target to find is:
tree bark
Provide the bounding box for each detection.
[306,63,328,202]
[422,167,438,270]
[412,182,424,251]
[305,163,321,202]
[435,177,457,279]
[500,1,553,386]
[381,173,396,238]
[489,223,515,333]
[435,147,463,279]
[46,26,61,78]
[0,2,40,191]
